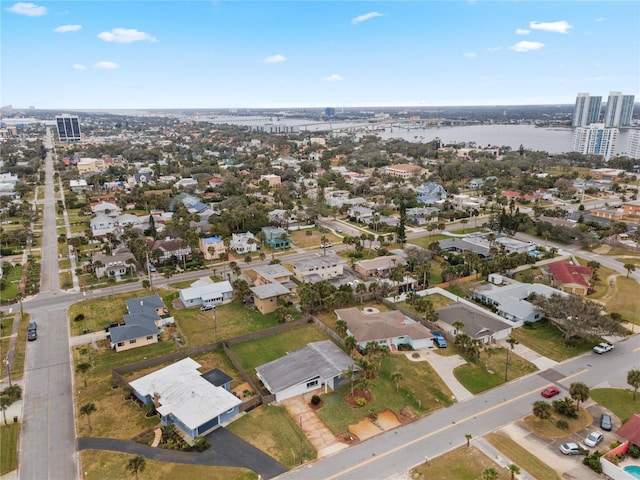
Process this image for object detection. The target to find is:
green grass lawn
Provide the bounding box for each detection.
[79,450,255,480]
[227,404,317,467]
[0,265,22,302]
[230,323,331,379]
[408,233,450,249]
[173,300,286,346]
[411,445,511,480]
[0,423,19,475]
[290,228,340,249]
[590,388,639,424]
[600,275,640,323]
[59,271,73,290]
[510,320,594,362]
[485,432,561,480]
[453,349,538,394]
[316,353,454,434]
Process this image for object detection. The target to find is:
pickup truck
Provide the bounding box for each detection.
[432,332,447,348]
[593,342,614,354]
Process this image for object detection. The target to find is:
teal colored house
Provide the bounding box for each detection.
[262,226,290,249]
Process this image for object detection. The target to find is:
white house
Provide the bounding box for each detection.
[230,232,258,254]
[91,201,121,216]
[179,280,233,308]
[90,214,117,237]
[290,255,346,283]
[255,340,354,402]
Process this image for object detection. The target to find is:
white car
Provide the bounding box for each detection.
[593,342,614,354]
[559,443,583,455]
[584,431,604,447]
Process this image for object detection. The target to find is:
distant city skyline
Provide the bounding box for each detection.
[2,1,639,109]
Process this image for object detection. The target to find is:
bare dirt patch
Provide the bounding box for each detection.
[593,245,611,254]
[344,388,374,407]
[348,418,382,440]
[376,409,401,430]
[398,406,417,424]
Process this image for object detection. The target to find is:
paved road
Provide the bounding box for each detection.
[277,334,640,480]
[19,129,78,480]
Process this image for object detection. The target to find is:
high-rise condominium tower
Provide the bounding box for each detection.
[572,123,618,160]
[572,93,602,127]
[604,91,635,127]
[55,114,81,142]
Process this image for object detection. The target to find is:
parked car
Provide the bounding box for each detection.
[432,332,447,348]
[584,431,604,447]
[200,304,215,312]
[559,443,583,455]
[320,243,332,249]
[593,342,614,354]
[541,386,560,398]
[28,328,37,341]
[600,413,612,431]
[28,321,37,332]
[335,227,343,233]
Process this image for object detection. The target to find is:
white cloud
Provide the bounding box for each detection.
[97,28,156,43]
[529,20,572,34]
[6,2,46,16]
[94,61,120,70]
[464,52,477,58]
[516,28,530,35]
[509,41,545,52]
[72,64,86,71]
[487,46,503,51]
[260,54,286,64]
[595,17,606,22]
[324,74,343,82]
[54,24,82,33]
[351,11,383,25]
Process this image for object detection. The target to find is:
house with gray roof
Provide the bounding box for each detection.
[179,280,233,308]
[255,340,355,402]
[290,254,346,283]
[416,182,447,205]
[471,282,566,325]
[108,295,169,352]
[436,303,513,343]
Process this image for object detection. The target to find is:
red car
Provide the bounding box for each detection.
[541,386,560,398]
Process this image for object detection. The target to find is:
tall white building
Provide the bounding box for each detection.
[604,91,635,127]
[572,123,618,160]
[572,93,602,127]
[627,129,640,160]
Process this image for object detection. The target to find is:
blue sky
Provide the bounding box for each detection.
[2,1,639,109]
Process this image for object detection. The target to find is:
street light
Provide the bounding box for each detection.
[3,357,11,387]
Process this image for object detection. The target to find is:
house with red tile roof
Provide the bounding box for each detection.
[617,413,640,447]
[547,261,592,296]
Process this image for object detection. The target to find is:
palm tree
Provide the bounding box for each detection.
[484,346,497,371]
[624,263,636,278]
[508,464,521,480]
[465,433,472,447]
[345,336,357,357]
[569,382,589,410]
[127,455,146,480]
[481,467,498,480]
[344,365,357,395]
[452,321,464,335]
[76,362,91,387]
[628,369,640,400]
[532,400,551,423]
[0,395,12,425]
[336,319,347,337]
[391,371,403,392]
[80,402,96,433]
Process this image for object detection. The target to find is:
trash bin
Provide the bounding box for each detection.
[14,416,18,423]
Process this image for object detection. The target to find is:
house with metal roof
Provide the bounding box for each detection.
[129,357,242,441]
[436,303,513,343]
[416,182,447,205]
[108,295,168,352]
[335,307,433,350]
[255,340,354,402]
[179,280,233,308]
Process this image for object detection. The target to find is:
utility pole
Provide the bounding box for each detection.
[212,306,217,343]
[3,357,11,387]
[146,251,153,290]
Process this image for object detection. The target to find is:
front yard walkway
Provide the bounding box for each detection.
[280,392,347,458]
[496,338,557,371]
[404,349,473,401]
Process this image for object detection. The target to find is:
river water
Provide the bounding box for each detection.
[376,124,633,156]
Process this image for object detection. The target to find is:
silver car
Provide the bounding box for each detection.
[584,431,604,447]
[560,443,582,455]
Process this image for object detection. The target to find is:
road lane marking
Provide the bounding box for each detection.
[324,370,588,480]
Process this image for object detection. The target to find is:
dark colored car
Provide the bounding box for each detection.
[600,413,612,431]
[541,386,560,398]
[27,322,37,341]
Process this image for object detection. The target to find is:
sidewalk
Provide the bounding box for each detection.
[496,339,558,371]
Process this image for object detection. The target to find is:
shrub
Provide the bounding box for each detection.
[123,387,132,400]
[629,445,640,459]
[583,451,603,473]
[356,397,367,406]
[556,419,569,430]
[310,395,321,406]
[552,397,578,418]
[610,441,621,449]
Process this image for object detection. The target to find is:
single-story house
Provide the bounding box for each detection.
[108,295,169,352]
[290,255,346,283]
[547,261,592,296]
[335,307,433,350]
[255,340,354,402]
[179,280,233,308]
[436,303,513,343]
[616,413,640,447]
[471,282,566,325]
[129,357,242,441]
[438,238,490,258]
[354,255,406,279]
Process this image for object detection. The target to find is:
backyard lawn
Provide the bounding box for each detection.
[68,289,150,334]
[227,403,317,468]
[510,320,594,362]
[411,445,511,480]
[590,388,639,423]
[316,353,454,434]
[229,323,332,379]
[485,432,561,480]
[78,451,255,480]
[453,348,538,394]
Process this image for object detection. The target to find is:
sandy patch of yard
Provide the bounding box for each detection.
[376,410,401,430]
[348,418,382,440]
[592,245,611,254]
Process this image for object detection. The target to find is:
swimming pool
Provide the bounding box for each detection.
[624,465,640,479]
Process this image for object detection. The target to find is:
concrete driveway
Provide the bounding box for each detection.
[403,348,473,401]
